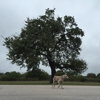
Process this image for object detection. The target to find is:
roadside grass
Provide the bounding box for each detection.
[0,81,49,85]
[64,82,100,86]
[0,81,100,86]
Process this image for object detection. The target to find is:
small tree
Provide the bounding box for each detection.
[4,8,87,83]
[87,73,96,78]
[55,70,65,76]
[26,68,49,81]
[97,73,100,78]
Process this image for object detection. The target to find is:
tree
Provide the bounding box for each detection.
[1,71,21,81]
[56,70,65,76]
[26,68,50,81]
[86,73,96,78]
[97,73,100,78]
[4,8,87,83]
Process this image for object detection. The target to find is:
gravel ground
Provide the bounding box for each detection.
[0,85,100,100]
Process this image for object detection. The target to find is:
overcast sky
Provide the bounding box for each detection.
[0,0,100,75]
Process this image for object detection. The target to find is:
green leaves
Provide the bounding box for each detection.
[3,8,87,74]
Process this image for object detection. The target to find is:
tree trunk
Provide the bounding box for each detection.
[48,60,56,83]
[50,65,56,83]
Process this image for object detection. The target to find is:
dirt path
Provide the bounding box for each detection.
[0,85,100,100]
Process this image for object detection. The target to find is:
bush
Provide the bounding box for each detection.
[55,70,65,76]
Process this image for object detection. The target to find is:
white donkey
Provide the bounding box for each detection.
[52,74,68,89]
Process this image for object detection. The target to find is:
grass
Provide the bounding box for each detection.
[0,81,100,86]
[64,82,100,86]
[0,81,49,85]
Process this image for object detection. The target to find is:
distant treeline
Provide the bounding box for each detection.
[0,69,100,82]
[0,68,50,81]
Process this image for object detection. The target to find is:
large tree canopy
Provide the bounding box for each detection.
[4,8,87,82]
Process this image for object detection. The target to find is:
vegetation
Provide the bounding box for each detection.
[0,69,50,81]
[3,8,87,82]
[0,70,100,83]
[0,81,100,86]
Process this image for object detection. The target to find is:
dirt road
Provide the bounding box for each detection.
[0,85,100,100]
